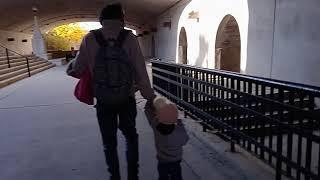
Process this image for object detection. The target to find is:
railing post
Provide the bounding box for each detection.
[5,48,10,68]
[202,123,207,132]
[26,57,31,77]
[276,127,283,180]
[276,89,284,180]
[230,141,235,153]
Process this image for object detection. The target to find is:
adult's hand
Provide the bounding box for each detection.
[145,94,156,110]
[66,60,80,79]
[145,99,154,110]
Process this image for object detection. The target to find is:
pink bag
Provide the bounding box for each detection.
[74,69,94,105]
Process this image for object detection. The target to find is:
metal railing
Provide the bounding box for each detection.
[151,60,320,180]
[0,44,31,77]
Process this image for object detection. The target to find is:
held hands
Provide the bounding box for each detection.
[145,94,156,111]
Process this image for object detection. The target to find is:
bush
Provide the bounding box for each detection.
[44,23,88,51]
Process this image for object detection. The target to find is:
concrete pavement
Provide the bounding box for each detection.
[0,64,275,180]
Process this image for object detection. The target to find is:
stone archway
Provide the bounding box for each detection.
[215,15,241,72]
[178,27,188,64]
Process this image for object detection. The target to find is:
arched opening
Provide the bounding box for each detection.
[44,22,138,59]
[178,27,188,64]
[215,15,241,73]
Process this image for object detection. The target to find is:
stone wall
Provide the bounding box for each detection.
[137,33,154,59]
[271,0,320,86]
[156,0,248,69]
[0,30,33,55]
[155,0,320,86]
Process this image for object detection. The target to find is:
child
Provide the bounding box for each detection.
[145,96,189,180]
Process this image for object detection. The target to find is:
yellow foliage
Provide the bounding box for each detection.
[44,23,88,51]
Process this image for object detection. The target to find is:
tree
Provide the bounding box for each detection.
[44,23,88,51]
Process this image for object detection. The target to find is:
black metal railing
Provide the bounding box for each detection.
[0,44,31,77]
[152,60,320,180]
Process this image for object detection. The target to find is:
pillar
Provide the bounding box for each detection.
[32,6,48,60]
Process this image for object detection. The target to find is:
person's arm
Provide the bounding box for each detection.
[144,106,157,128]
[128,33,155,101]
[66,35,90,78]
[177,120,189,146]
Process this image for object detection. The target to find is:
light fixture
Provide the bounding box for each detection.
[32,6,38,13]
[162,21,171,29]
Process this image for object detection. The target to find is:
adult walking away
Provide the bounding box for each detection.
[67,3,155,180]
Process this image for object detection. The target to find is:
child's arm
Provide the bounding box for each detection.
[177,119,189,146]
[144,106,157,128]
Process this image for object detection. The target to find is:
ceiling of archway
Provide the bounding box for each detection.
[0,0,181,33]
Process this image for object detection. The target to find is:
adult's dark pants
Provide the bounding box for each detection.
[96,97,139,180]
[158,161,182,180]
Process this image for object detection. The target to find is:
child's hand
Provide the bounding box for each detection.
[146,99,155,111]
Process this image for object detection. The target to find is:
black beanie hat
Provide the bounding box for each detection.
[99,3,124,23]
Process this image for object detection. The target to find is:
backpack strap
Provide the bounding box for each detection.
[92,30,107,47]
[117,29,131,47]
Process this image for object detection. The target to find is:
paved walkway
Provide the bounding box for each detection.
[0,64,275,180]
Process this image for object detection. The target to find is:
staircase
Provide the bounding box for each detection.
[0,46,55,89]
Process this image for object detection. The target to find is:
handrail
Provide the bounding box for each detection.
[151,61,320,180]
[5,48,10,68]
[0,43,29,57]
[0,43,31,77]
[151,59,320,94]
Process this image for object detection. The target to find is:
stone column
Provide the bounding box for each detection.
[32,7,48,60]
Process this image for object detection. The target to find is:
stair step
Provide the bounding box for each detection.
[0,59,41,70]
[0,64,56,89]
[0,55,36,60]
[0,55,34,61]
[0,61,47,75]
[0,62,52,81]
[0,57,39,65]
